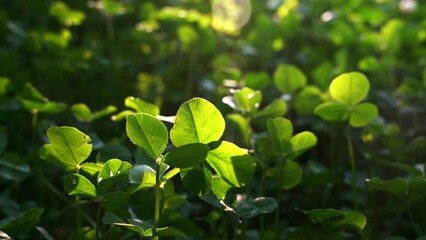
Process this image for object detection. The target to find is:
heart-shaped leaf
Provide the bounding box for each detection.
[233,87,262,114]
[97,159,132,194]
[39,126,92,171]
[329,72,370,106]
[162,143,209,168]
[349,103,378,127]
[330,211,367,231]
[206,141,256,187]
[126,113,168,160]
[170,98,225,147]
[236,197,277,218]
[64,173,99,199]
[80,162,103,177]
[128,165,156,193]
[274,64,307,94]
[315,102,349,122]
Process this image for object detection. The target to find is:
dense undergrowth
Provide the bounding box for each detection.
[1,0,426,239]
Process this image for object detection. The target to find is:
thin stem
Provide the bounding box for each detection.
[76,168,82,228]
[259,164,266,234]
[221,211,228,239]
[275,161,284,238]
[346,125,358,211]
[96,201,102,239]
[154,158,161,240]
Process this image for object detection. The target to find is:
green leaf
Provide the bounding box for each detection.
[17,82,66,114]
[161,168,180,183]
[128,165,156,192]
[162,143,209,168]
[233,87,262,114]
[92,105,117,121]
[267,117,292,153]
[268,161,303,189]
[330,211,367,231]
[293,86,323,115]
[306,208,343,225]
[125,96,159,116]
[329,72,370,106]
[244,71,270,89]
[206,141,256,187]
[314,102,349,122]
[67,227,96,240]
[181,166,212,196]
[101,192,130,215]
[273,64,307,94]
[49,2,86,27]
[0,208,44,236]
[368,177,407,199]
[349,103,378,127]
[408,177,426,202]
[80,162,103,177]
[0,153,30,182]
[64,173,99,199]
[170,98,225,147]
[71,103,92,122]
[212,176,233,200]
[39,126,92,171]
[0,77,11,95]
[97,159,132,194]
[96,144,132,163]
[252,99,287,119]
[126,113,168,160]
[226,113,251,148]
[236,197,277,218]
[111,110,134,121]
[0,126,8,154]
[287,131,317,160]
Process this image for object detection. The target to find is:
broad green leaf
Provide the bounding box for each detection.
[97,159,132,194]
[206,141,256,187]
[170,98,225,147]
[236,197,277,218]
[252,99,287,119]
[181,166,212,196]
[64,174,99,199]
[287,131,317,160]
[330,211,367,231]
[0,208,44,236]
[67,227,96,240]
[80,162,103,177]
[267,117,292,153]
[212,176,233,199]
[126,113,168,160]
[128,165,156,192]
[227,113,251,148]
[0,126,7,154]
[162,143,209,168]
[307,208,366,231]
[39,126,92,171]
[125,96,159,116]
[273,64,307,94]
[0,154,30,182]
[233,87,262,114]
[367,177,407,199]
[71,103,92,122]
[349,103,378,127]
[268,161,303,189]
[329,72,370,106]
[102,212,125,225]
[293,86,323,116]
[314,102,349,121]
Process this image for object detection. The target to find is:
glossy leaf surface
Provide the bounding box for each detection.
[162,143,209,168]
[97,159,132,194]
[64,173,99,199]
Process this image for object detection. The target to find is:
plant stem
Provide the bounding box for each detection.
[76,168,82,228]
[221,211,228,239]
[275,160,284,238]
[346,125,358,211]
[96,201,102,239]
[154,159,162,240]
[259,165,266,234]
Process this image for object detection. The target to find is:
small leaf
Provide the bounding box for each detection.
[0,208,44,236]
[330,211,367,231]
[170,98,225,147]
[206,141,256,187]
[236,197,277,218]
[233,87,262,114]
[92,105,117,121]
[329,72,370,106]
[349,103,378,127]
[252,99,287,119]
[126,113,168,160]
[244,71,270,89]
[97,159,132,194]
[128,165,156,192]
[293,86,323,115]
[268,161,303,189]
[67,227,96,240]
[80,162,103,176]
[273,64,307,94]
[181,166,212,196]
[368,177,407,199]
[39,126,92,171]
[314,102,349,122]
[267,117,292,153]
[287,131,317,160]
[226,113,251,148]
[212,176,233,200]
[64,174,99,199]
[162,143,209,168]
[125,96,159,116]
[17,83,66,113]
[71,103,92,122]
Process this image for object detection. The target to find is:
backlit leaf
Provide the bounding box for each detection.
[267,117,292,153]
[125,97,159,116]
[64,174,99,199]
[233,87,262,114]
[181,166,212,196]
[162,143,209,168]
[274,64,307,94]
[128,165,156,192]
[253,99,287,119]
[170,98,225,147]
[329,72,370,106]
[349,103,378,127]
[97,159,132,194]
[314,102,349,121]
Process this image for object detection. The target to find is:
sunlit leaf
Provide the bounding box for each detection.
[268,161,303,189]
[349,103,378,127]
[170,98,225,147]
[329,72,370,106]
[253,99,287,119]
[162,143,209,168]
[212,176,233,200]
[244,71,270,89]
[71,103,91,122]
[267,117,292,153]
[126,113,168,160]
[125,97,159,116]
[287,131,317,160]
[97,159,132,194]
[227,113,251,148]
[206,141,256,187]
[233,87,262,114]
[64,173,99,199]
[67,227,96,240]
[314,102,349,121]
[39,126,92,171]
[128,165,156,192]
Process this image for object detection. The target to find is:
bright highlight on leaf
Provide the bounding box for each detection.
[329,72,370,106]
[170,98,225,147]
